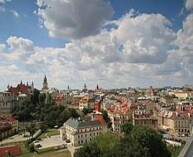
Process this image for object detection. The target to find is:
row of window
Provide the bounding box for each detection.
[77,132,100,138]
[178,128,190,133]
[175,120,190,127]
[78,137,95,145]
[78,127,101,133]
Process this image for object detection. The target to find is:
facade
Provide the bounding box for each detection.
[105,96,135,132]
[60,118,103,146]
[133,110,158,130]
[79,96,89,110]
[0,92,17,113]
[0,122,12,140]
[156,107,193,136]
[168,90,193,100]
[72,95,84,106]
[0,116,19,140]
[109,112,131,132]
[0,81,33,114]
[54,93,65,106]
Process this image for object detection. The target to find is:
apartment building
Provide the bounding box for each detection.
[156,107,193,136]
[133,110,158,130]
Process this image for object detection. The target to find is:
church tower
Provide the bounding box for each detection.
[82,83,87,92]
[96,84,99,90]
[42,75,49,91]
[31,81,34,92]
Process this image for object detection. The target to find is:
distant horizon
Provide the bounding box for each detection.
[0,0,193,92]
[1,76,193,92]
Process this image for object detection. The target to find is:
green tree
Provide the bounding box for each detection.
[75,132,119,157]
[74,142,101,157]
[121,122,133,135]
[93,133,119,157]
[112,135,149,157]
[131,125,171,157]
[101,110,109,122]
[39,93,46,104]
[82,107,89,115]
[26,123,36,138]
[31,89,40,105]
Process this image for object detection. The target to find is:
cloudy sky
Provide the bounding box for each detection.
[0,0,193,91]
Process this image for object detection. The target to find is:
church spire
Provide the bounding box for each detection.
[44,75,47,84]
[42,75,49,91]
[96,84,99,90]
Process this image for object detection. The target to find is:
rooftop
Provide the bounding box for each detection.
[65,118,101,129]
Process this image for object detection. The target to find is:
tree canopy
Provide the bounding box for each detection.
[12,89,80,128]
[75,124,171,157]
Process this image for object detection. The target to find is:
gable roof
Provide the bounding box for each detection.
[8,83,29,95]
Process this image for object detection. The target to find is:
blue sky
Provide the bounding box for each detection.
[0,0,193,91]
[0,0,186,47]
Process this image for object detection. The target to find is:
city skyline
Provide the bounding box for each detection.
[0,0,193,91]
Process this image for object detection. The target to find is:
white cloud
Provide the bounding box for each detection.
[0,0,11,4]
[1,10,193,90]
[112,12,175,64]
[10,10,19,18]
[185,0,193,11]
[0,43,5,52]
[37,0,113,39]
[174,13,193,74]
[7,36,33,50]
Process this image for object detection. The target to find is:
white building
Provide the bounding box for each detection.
[79,96,89,110]
[60,118,103,146]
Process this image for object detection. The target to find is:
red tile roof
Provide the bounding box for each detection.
[54,93,64,101]
[0,115,17,122]
[94,114,106,126]
[8,83,29,95]
[0,145,22,157]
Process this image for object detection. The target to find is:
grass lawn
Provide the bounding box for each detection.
[39,129,60,139]
[168,145,183,157]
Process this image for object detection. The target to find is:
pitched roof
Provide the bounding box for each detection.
[8,83,29,95]
[93,114,106,126]
[65,118,101,129]
[0,115,17,122]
